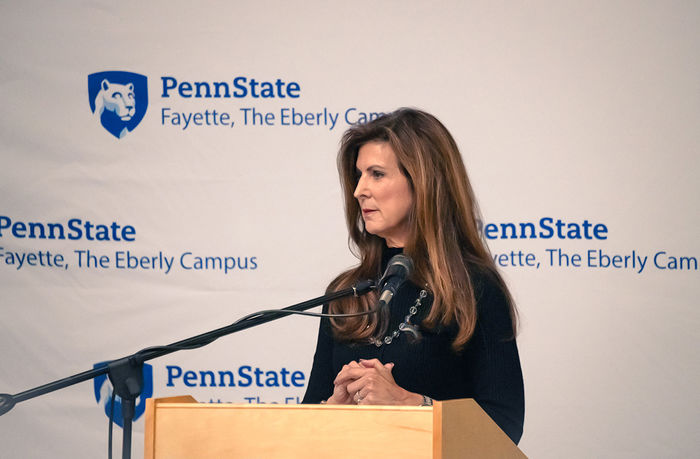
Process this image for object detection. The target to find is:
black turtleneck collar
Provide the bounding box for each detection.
[380,243,404,273]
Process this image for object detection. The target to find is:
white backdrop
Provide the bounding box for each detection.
[1,1,698,457]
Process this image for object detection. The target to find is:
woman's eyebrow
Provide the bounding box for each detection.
[358,164,386,172]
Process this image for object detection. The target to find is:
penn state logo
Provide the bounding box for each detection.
[88,71,148,138]
[93,361,154,427]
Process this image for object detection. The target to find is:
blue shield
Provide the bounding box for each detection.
[93,361,154,427]
[88,71,148,138]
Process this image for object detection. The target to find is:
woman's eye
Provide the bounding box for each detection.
[372,170,384,178]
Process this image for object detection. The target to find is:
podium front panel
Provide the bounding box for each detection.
[146,399,433,459]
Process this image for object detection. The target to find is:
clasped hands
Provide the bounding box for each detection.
[325,358,422,406]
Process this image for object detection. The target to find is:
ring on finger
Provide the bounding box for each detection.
[354,391,363,404]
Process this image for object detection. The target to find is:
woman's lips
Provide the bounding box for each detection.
[362,209,377,215]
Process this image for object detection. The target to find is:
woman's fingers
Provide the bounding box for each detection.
[332,359,413,405]
[334,361,371,385]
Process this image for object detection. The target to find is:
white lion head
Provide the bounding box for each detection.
[94,79,136,121]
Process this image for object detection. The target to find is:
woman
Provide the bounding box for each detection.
[302,108,524,444]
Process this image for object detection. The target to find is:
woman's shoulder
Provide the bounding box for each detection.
[466,261,515,337]
[467,260,504,300]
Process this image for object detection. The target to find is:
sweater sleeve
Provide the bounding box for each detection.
[301,304,335,404]
[465,269,525,444]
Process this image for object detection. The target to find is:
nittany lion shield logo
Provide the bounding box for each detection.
[93,361,154,427]
[88,71,148,139]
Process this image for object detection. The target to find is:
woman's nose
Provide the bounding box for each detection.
[353,175,367,199]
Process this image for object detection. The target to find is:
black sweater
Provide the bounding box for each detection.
[302,248,525,444]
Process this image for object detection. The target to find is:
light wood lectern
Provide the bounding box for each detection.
[145,396,525,458]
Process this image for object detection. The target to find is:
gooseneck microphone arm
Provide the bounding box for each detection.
[0,279,374,459]
[377,254,414,308]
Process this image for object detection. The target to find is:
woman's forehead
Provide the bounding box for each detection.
[356,141,398,169]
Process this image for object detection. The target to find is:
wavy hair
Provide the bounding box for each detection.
[327,108,517,350]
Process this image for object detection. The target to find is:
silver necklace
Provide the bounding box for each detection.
[370,289,429,347]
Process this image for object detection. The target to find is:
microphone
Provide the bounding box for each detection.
[377,254,414,308]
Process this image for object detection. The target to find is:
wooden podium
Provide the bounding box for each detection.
[145,396,525,458]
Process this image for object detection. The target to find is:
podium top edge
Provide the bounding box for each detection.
[151,401,434,412]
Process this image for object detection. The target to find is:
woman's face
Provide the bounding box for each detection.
[353,141,414,248]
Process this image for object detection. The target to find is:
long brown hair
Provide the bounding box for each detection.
[328,108,516,350]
